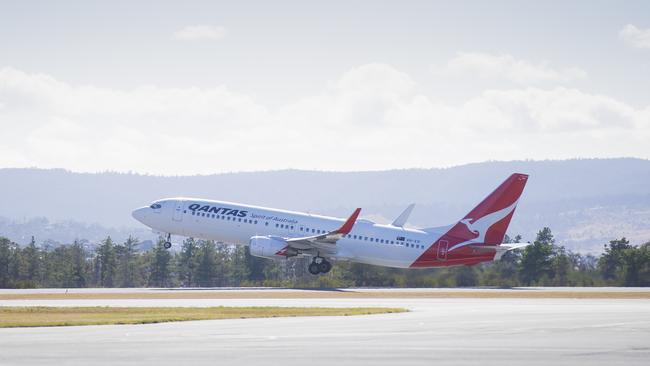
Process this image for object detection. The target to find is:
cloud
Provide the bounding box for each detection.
[0,65,648,174]
[172,25,227,41]
[619,24,650,48]
[436,53,587,84]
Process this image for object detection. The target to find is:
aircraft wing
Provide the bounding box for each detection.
[285,208,361,254]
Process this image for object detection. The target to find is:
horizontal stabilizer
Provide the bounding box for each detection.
[471,242,531,260]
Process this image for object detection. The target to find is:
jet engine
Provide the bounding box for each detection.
[249,236,296,259]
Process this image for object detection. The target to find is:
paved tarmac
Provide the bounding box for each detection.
[1,289,649,365]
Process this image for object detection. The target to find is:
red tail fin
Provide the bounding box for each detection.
[457,173,529,245]
[410,173,528,268]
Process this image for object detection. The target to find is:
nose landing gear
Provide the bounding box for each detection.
[308,256,332,275]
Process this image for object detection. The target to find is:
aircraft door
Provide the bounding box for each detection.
[172,200,184,222]
[437,240,448,261]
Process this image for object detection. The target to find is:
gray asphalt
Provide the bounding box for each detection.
[1,290,649,365]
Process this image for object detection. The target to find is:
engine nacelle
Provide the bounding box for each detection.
[249,236,294,260]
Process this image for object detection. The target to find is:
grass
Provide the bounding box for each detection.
[0,306,406,328]
[0,289,649,300]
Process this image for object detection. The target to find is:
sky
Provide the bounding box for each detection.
[0,0,649,175]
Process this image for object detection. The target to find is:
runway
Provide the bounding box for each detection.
[1,288,649,365]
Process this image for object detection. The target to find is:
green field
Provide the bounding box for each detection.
[0,306,406,328]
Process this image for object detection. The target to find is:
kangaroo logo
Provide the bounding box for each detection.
[447,200,519,252]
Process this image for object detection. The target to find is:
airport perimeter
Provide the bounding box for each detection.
[1,288,649,365]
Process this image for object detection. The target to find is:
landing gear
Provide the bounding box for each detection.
[308,262,321,275]
[163,233,172,249]
[319,260,332,274]
[308,257,332,275]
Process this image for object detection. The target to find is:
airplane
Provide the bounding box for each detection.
[132,173,530,275]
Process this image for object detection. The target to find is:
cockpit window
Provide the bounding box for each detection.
[150,203,162,209]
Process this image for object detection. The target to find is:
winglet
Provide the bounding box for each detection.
[392,203,415,227]
[336,208,362,234]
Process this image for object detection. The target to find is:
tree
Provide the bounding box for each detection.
[97,236,117,287]
[620,242,650,286]
[213,243,232,286]
[177,238,199,287]
[69,240,88,287]
[551,246,571,286]
[116,236,139,287]
[598,238,632,283]
[454,265,478,287]
[148,238,172,287]
[0,237,17,288]
[21,236,42,284]
[481,234,523,287]
[230,245,250,286]
[196,240,217,287]
[519,228,555,285]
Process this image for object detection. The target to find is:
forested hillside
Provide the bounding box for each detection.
[1,158,649,252]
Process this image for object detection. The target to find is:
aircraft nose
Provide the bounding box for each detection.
[132,207,148,223]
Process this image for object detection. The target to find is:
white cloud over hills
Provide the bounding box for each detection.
[0,62,648,175]
[619,24,650,49]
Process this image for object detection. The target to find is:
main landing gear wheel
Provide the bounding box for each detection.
[308,257,332,275]
[319,260,332,274]
[308,262,321,275]
[163,233,172,249]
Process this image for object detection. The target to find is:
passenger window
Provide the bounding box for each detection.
[254,220,258,224]
[265,222,268,226]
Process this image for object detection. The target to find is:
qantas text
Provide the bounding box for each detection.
[188,204,248,217]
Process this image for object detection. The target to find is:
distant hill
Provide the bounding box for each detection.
[1,158,649,252]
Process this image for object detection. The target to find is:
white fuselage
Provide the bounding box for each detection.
[132,198,440,268]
